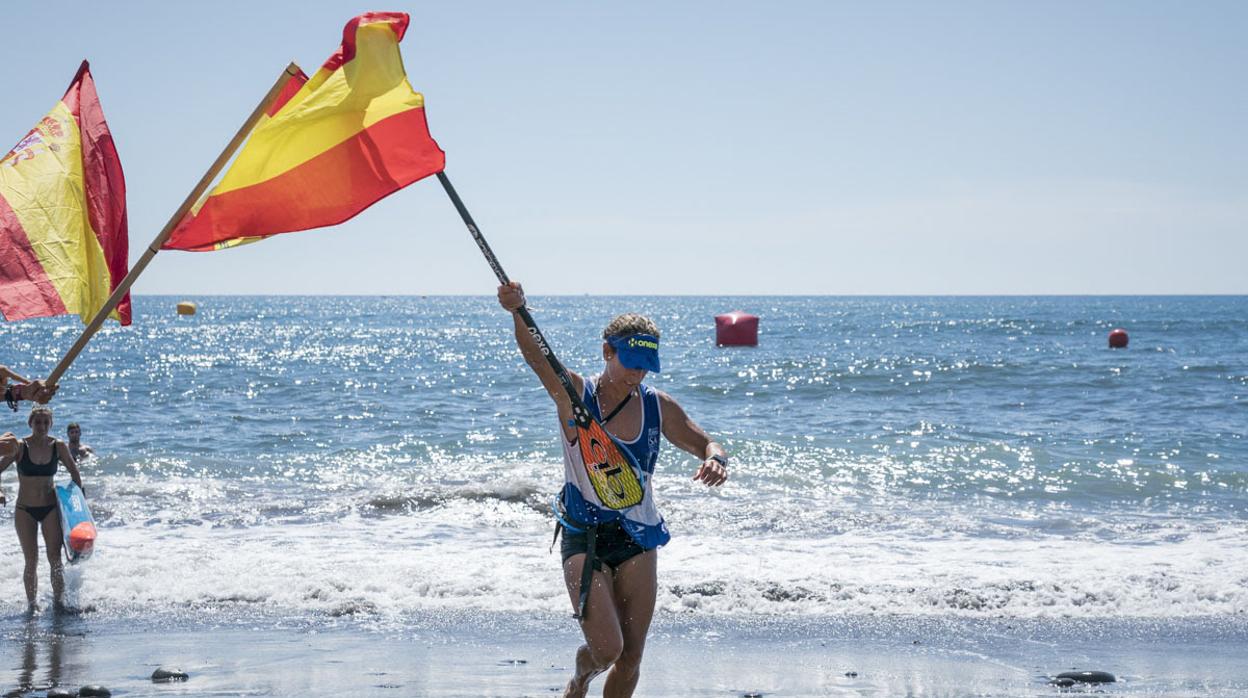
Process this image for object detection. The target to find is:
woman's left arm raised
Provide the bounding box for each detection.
[57,441,83,492]
[658,391,728,487]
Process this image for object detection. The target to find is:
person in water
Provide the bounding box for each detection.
[1,365,56,459]
[0,404,84,610]
[498,282,729,698]
[66,423,94,462]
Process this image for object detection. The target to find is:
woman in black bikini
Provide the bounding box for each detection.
[0,404,83,610]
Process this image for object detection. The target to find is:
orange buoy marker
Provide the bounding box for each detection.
[715,310,759,347]
[1108,328,1129,349]
[176,301,197,316]
[68,520,97,556]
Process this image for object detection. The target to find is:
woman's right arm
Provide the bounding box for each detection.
[0,433,17,460]
[0,448,14,505]
[498,282,581,440]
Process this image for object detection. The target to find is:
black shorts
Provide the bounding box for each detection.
[560,520,647,571]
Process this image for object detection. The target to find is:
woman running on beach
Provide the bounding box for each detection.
[0,404,84,611]
[498,282,729,698]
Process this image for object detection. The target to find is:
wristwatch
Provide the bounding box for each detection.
[709,454,728,468]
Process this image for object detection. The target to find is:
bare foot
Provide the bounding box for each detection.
[563,678,588,698]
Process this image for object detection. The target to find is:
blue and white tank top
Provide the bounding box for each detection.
[559,376,670,550]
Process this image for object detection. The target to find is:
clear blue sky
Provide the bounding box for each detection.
[2,1,1245,294]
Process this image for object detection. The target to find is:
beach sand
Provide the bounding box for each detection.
[3,612,1247,697]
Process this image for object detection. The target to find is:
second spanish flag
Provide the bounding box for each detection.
[164,12,446,252]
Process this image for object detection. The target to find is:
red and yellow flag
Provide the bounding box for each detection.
[163,12,446,252]
[0,62,130,324]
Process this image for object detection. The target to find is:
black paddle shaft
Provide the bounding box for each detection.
[436,171,590,425]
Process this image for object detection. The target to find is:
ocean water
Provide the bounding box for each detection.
[1,295,1246,624]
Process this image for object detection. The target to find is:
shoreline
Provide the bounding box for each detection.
[3,612,1247,697]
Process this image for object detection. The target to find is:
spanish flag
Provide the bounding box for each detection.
[0,62,130,325]
[163,12,446,252]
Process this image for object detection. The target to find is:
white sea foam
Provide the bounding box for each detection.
[3,489,1244,621]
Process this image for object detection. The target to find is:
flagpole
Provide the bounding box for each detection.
[46,62,304,388]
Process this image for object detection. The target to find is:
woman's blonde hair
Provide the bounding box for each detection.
[602,313,660,340]
[28,403,53,423]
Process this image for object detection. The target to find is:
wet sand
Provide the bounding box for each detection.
[2,612,1247,697]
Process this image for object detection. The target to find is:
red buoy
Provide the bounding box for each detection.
[715,310,759,347]
[1108,328,1129,349]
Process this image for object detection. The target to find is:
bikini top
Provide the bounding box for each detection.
[16,438,59,477]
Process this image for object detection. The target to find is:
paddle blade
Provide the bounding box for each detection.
[577,419,645,509]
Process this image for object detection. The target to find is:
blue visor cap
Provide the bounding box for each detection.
[608,334,661,373]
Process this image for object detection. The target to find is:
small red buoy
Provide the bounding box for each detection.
[1108,328,1129,349]
[715,310,759,347]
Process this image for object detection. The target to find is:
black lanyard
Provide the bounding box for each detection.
[597,389,633,424]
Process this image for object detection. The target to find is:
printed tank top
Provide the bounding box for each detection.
[559,376,670,550]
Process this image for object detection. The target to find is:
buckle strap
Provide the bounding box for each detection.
[573,524,598,621]
[550,494,601,621]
